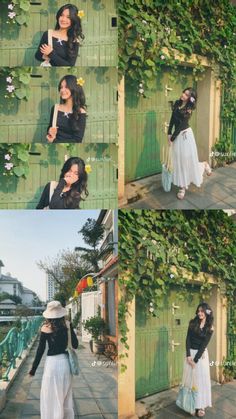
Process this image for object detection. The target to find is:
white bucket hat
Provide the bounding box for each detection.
[43,300,67,319]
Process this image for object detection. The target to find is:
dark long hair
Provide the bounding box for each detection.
[189,302,214,335]
[58,75,86,132]
[55,4,84,59]
[44,317,67,335]
[175,87,197,113]
[59,157,89,208]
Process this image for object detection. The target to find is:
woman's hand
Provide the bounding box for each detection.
[64,173,79,186]
[40,44,53,56]
[168,135,172,146]
[187,356,195,368]
[46,127,57,143]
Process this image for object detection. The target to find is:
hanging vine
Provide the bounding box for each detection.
[118,0,236,163]
[0,144,31,178]
[1,0,31,26]
[119,210,236,372]
[0,67,32,101]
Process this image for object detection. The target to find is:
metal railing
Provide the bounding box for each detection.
[0,317,42,381]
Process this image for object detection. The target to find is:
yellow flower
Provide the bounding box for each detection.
[78,10,85,18]
[77,77,85,87]
[85,164,92,174]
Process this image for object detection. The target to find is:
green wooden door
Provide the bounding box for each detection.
[125,68,197,182]
[0,0,117,67]
[135,288,200,399]
[0,144,117,209]
[0,67,117,144]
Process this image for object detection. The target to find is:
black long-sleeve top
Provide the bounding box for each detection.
[36,179,81,210]
[29,323,78,375]
[47,106,86,143]
[35,31,79,66]
[168,100,192,142]
[186,324,213,363]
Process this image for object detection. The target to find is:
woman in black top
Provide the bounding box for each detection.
[29,300,78,419]
[183,303,214,417]
[47,75,87,143]
[36,157,89,209]
[35,4,84,66]
[168,87,212,200]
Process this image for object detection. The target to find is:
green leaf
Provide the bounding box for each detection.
[19,0,30,11]
[14,87,26,100]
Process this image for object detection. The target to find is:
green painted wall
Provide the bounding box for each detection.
[0,0,117,67]
[0,144,118,209]
[0,67,118,144]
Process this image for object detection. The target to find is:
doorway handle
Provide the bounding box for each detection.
[165,85,173,96]
[171,340,180,352]
[164,121,169,134]
[172,303,180,314]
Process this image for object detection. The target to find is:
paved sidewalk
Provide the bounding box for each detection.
[0,335,117,419]
[135,380,236,418]
[120,162,236,209]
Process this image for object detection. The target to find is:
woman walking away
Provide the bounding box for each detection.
[29,301,78,419]
[185,302,214,417]
[168,87,212,200]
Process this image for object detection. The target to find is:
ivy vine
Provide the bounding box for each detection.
[118,0,236,164]
[0,67,32,101]
[119,210,236,371]
[1,0,31,26]
[0,144,31,178]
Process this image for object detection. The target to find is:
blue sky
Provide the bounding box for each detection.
[0,210,100,300]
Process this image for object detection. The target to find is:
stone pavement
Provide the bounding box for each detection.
[120,162,236,209]
[0,335,117,419]
[135,380,236,418]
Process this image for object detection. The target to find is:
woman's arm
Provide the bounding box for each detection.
[186,325,191,357]
[70,323,79,349]
[48,43,79,66]
[73,112,86,142]
[29,332,47,375]
[35,31,48,62]
[193,330,213,363]
[36,183,50,209]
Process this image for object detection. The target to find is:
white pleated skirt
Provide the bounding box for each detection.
[185,349,212,410]
[172,127,205,189]
[40,354,74,419]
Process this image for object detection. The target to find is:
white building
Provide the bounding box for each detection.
[0,260,37,306]
[46,274,59,301]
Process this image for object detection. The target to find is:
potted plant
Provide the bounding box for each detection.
[83,315,108,354]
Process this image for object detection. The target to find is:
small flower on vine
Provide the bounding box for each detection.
[8,3,14,10]
[5,162,14,170]
[4,154,11,161]
[142,19,147,24]
[170,273,175,279]
[6,85,15,93]
[6,76,13,83]
[8,12,16,19]
[160,55,165,60]
[139,88,144,94]
[149,307,154,313]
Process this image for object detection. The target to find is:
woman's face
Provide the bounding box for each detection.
[64,164,79,185]
[58,9,71,30]
[59,80,72,101]
[180,89,191,102]
[197,307,206,321]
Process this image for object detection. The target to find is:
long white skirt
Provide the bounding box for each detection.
[172,127,205,189]
[183,349,212,410]
[40,354,74,419]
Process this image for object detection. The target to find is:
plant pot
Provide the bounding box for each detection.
[93,340,105,354]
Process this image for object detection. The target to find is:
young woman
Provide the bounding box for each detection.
[185,303,214,417]
[29,300,78,419]
[47,75,87,143]
[35,4,84,66]
[36,157,89,209]
[168,88,212,200]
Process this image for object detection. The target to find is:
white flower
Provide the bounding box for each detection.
[6,85,15,93]
[150,302,153,306]
[6,76,13,83]
[139,83,143,88]
[4,154,11,161]
[8,3,14,10]
[151,239,157,244]
[170,274,175,279]
[149,307,154,313]
[160,55,165,60]
[8,12,16,19]
[165,27,171,34]
[5,162,13,170]
[142,19,147,24]
[139,88,144,94]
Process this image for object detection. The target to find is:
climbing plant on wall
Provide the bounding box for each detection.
[0,67,32,101]
[0,144,31,178]
[119,210,236,371]
[1,0,30,26]
[118,0,236,162]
